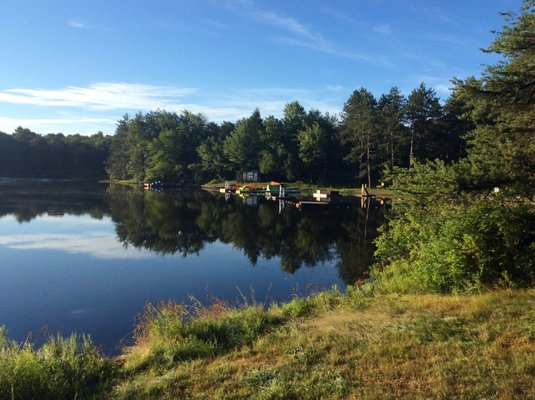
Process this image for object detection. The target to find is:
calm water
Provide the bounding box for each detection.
[0,179,384,354]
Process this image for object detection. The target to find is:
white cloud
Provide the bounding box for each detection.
[219,1,379,65]
[0,116,113,126]
[255,10,325,45]
[0,232,153,260]
[0,116,116,135]
[68,19,88,29]
[434,84,452,95]
[374,24,392,35]
[320,7,354,24]
[326,85,344,92]
[0,82,197,110]
[0,82,344,134]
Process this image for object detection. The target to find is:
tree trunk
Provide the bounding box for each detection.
[367,131,371,188]
[409,124,415,169]
[390,129,394,169]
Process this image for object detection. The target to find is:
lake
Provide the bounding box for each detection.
[0,179,385,354]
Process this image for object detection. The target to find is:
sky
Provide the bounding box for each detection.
[0,0,523,136]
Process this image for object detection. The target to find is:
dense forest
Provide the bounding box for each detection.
[105,82,467,185]
[0,127,110,178]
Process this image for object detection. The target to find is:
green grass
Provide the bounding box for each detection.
[0,328,115,400]
[2,288,534,399]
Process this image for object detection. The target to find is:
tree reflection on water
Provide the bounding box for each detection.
[0,179,386,285]
[108,186,386,284]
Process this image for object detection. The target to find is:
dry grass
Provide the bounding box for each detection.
[2,288,533,399]
[112,288,535,399]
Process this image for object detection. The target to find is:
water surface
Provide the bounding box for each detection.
[0,179,384,353]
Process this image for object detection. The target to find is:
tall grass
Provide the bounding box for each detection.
[121,299,284,372]
[2,287,534,399]
[114,288,535,399]
[0,327,114,400]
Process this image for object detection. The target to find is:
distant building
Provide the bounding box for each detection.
[242,170,259,182]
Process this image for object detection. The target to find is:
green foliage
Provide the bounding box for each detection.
[281,297,315,319]
[342,88,378,186]
[375,200,534,294]
[223,109,264,172]
[99,87,465,185]
[0,128,111,179]
[405,83,443,166]
[450,1,534,198]
[373,1,535,294]
[375,158,534,294]
[125,301,281,371]
[0,329,114,400]
[377,86,409,170]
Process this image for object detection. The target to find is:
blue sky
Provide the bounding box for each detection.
[0,0,522,135]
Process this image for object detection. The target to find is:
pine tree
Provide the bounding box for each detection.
[342,88,378,187]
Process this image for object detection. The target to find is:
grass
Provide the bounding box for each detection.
[1,288,534,399]
[0,328,115,400]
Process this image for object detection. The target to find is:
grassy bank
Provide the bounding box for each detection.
[1,287,534,399]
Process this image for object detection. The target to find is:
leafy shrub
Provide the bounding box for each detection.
[374,202,534,294]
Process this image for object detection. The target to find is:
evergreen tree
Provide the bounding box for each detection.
[280,101,307,180]
[342,88,378,186]
[258,115,286,179]
[373,1,535,293]
[197,122,234,181]
[405,83,443,167]
[454,0,535,198]
[377,87,408,170]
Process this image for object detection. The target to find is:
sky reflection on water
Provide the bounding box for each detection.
[0,182,383,354]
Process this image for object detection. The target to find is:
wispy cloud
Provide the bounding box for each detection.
[0,116,114,126]
[320,7,354,24]
[408,4,454,24]
[406,75,453,97]
[219,0,378,65]
[0,83,197,110]
[430,33,473,48]
[374,24,392,36]
[326,85,344,92]
[68,19,89,29]
[434,84,452,96]
[254,10,326,46]
[0,82,344,134]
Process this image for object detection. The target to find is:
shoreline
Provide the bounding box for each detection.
[2,287,533,399]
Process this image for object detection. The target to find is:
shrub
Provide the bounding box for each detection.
[374,202,534,294]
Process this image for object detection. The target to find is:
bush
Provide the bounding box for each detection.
[374,202,534,294]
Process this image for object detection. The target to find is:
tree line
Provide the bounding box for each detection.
[1,87,467,185]
[0,127,110,178]
[104,84,467,185]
